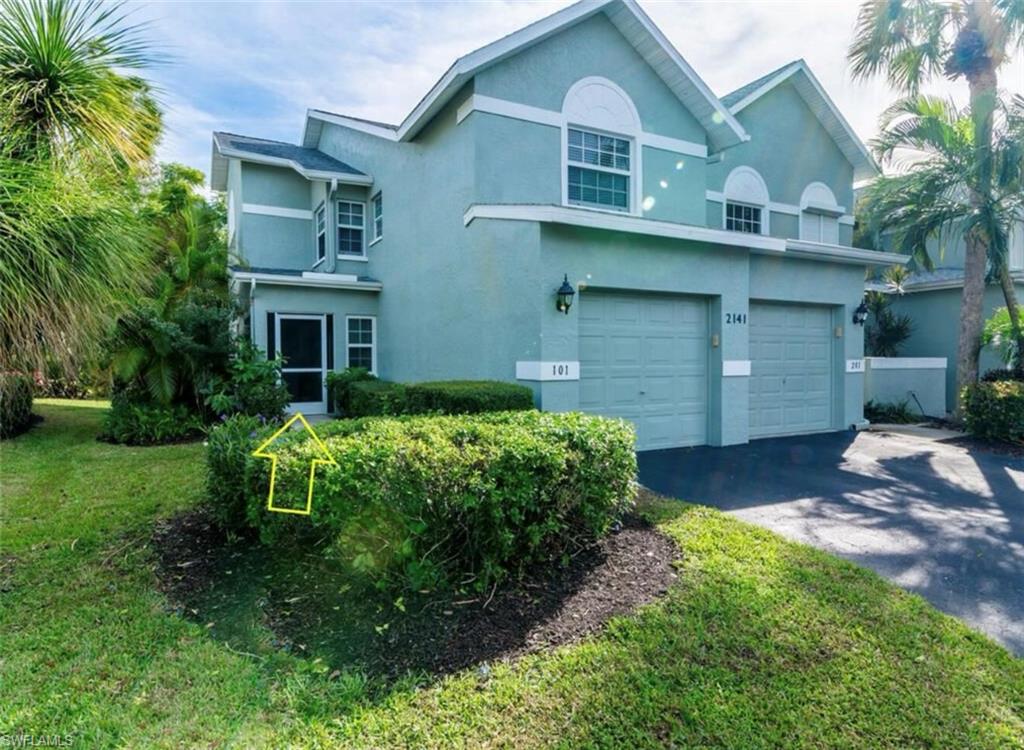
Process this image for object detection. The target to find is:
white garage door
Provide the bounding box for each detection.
[749,301,833,438]
[579,291,708,451]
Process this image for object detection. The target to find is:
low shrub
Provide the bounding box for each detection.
[981,368,1023,383]
[864,399,919,424]
[100,396,204,446]
[404,380,534,414]
[205,411,637,591]
[348,380,408,416]
[326,367,376,414]
[961,380,1024,444]
[1,374,34,439]
[203,341,290,421]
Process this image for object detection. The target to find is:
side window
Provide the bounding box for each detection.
[372,192,383,241]
[336,201,364,257]
[799,183,841,244]
[314,202,326,262]
[346,317,375,372]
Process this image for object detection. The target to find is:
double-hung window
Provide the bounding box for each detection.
[346,317,375,372]
[725,202,762,234]
[314,202,326,263]
[336,201,365,257]
[371,193,383,241]
[566,127,630,212]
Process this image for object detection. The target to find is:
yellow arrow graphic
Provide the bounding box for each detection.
[252,413,338,515]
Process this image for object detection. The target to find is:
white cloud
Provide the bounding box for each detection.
[135,0,1024,176]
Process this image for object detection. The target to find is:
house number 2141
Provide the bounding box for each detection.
[725,313,747,325]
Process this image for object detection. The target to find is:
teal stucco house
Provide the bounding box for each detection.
[211,0,905,451]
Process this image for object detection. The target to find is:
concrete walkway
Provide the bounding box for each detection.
[638,429,1024,656]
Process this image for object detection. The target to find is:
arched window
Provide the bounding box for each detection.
[723,166,769,235]
[562,77,640,213]
[799,182,841,244]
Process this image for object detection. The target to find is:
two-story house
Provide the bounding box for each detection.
[211,0,905,450]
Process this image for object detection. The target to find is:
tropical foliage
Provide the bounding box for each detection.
[865,291,914,357]
[0,0,161,373]
[849,0,1024,402]
[981,306,1024,369]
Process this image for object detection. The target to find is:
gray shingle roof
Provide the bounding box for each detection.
[721,60,802,108]
[866,267,965,293]
[214,132,365,176]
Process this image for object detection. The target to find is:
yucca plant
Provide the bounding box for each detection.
[0,0,161,373]
[849,0,1024,408]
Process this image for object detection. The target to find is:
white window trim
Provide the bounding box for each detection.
[724,201,766,236]
[275,312,328,413]
[371,191,383,242]
[799,182,842,243]
[564,124,635,214]
[345,315,377,374]
[336,199,367,259]
[313,201,327,264]
[722,166,770,235]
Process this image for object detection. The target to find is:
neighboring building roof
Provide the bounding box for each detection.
[722,59,879,183]
[865,267,1024,293]
[302,0,748,153]
[210,132,371,191]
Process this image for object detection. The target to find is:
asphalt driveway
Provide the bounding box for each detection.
[638,429,1024,656]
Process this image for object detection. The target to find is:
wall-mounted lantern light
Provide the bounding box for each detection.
[556,274,575,315]
[852,299,869,326]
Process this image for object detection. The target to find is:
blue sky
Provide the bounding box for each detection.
[134,0,1023,183]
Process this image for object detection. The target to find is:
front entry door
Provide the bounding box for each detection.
[276,314,327,414]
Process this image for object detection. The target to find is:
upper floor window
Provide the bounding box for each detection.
[372,192,383,241]
[799,183,841,244]
[723,166,769,235]
[725,202,762,234]
[347,316,375,373]
[314,202,326,262]
[567,128,630,211]
[337,200,364,257]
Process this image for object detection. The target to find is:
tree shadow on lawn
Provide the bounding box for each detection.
[151,508,679,687]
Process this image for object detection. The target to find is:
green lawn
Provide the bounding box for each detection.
[2,400,1022,748]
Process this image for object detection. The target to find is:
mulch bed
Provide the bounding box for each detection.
[152,509,679,680]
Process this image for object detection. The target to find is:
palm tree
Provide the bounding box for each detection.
[0,0,161,373]
[849,0,1024,407]
[860,95,1024,376]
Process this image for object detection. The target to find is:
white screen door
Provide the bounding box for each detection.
[276,314,328,413]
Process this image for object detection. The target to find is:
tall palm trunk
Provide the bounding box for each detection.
[954,64,997,416]
[998,265,1024,373]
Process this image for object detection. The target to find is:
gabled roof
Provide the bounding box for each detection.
[722,59,879,182]
[302,0,747,153]
[210,132,371,191]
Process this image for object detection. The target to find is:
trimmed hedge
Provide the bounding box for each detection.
[348,380,408,416]
[100,395,204,446]
[962,380,1024,444]
[404,380,534,414]
[1,374,34,439]
[205,411,636,590]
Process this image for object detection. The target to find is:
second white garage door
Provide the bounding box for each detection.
[749,301,834,438]
[579,291,708,451]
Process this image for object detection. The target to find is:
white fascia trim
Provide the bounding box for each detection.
[727,61,878,179]
[304,109,400,142]
[216,143,373,185]
[242,203,313,220]
[619,0,748,147]
[767,201,800,217]
[231,270,382,291]
[457,93,709,158]
[313,0,744,148]
[865,357,947,370]
[705,190,724,203]
[783,239,908,267]
[466,203,785,251]
[722,360,751,377]
[302,271,359,282]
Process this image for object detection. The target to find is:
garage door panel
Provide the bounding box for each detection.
[580,291,708,450]
[750,301,834,439]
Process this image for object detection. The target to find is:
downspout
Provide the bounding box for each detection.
[249,277,257,344]
[327,177,338,274]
